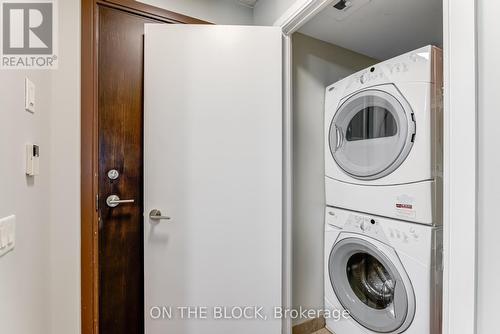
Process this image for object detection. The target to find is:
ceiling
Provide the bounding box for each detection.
[298,0,443,60]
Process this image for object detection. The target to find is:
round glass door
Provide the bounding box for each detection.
[329,238,415,333]
[329,87,415,180]
[347,253,395,310]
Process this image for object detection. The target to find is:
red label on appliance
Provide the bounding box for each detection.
[396,204,413,209]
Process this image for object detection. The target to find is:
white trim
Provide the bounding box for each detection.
[276,1,478,334]
[274,0,334,35]
[276,4,334,334]
[442,1,477,334]
[282,34,293,334]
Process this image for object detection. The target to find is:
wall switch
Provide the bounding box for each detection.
[25,78,35,113]
[0,215,15,257]
[26,144,40,176]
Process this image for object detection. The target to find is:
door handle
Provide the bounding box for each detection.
[149,209,171,222]
[106,195,135,208]
[334,125,343,151]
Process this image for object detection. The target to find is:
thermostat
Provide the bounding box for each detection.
[26,144,40,176]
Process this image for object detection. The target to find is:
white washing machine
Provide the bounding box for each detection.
[324,207,443,334]
[325,45,443,225]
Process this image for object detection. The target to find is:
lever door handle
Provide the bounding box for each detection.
[106,195,135,208]
[149,209,171,221]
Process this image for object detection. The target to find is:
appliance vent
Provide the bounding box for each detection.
[329,0,372,21]
[333,0,351,11]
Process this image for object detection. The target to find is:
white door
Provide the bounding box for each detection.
[144,25,283,334]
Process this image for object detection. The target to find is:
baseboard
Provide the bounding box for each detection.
[292,316,326,334]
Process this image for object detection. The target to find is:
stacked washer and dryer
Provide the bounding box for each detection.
[323,45,443,334]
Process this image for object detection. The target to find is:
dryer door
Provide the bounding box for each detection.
[329,237,415,333]
[329,86,415,180]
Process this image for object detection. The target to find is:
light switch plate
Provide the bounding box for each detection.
[25,78,35,113]
[0,215,15,257]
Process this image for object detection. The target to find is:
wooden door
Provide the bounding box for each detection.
[97,6,157,334]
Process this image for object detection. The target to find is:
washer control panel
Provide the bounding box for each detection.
[344,214,387,239]
[326,207,422,246]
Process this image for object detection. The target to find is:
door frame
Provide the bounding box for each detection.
[80,1,208,334]
[275,1,478,334]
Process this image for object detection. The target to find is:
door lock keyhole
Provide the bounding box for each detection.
[108,169,120,180]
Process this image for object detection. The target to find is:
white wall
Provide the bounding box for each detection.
[138,0,253,24]
[0,74,52,333]
[253,0,296,25]
[477,1,500,333]
[292,33,375,325]
[48,0,81,334]
[0,2,81,334]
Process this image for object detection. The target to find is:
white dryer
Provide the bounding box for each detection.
[325,45,443,225]
[324,207,443,334]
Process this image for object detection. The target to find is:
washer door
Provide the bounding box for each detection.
[329,237,415,333]
[329,86,415,180]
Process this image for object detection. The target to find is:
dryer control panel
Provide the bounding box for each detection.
[326,45,438,100]
[358,66,386,85]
